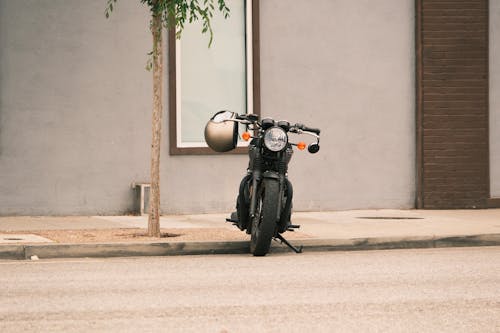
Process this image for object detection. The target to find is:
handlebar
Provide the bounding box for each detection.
[295,123,321,135]
[235,113,320,135]
[236,113,259,122]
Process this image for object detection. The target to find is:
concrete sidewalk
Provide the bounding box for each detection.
[1,209,499,259]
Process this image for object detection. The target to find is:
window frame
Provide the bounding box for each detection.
[168,0,260,155]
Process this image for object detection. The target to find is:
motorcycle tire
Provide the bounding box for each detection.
[250,178,279,256]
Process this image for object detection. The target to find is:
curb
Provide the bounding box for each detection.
[294,234,500,253]
[0,240,251,260]
[1,234,499,260]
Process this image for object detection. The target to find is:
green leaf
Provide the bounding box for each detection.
[106,0,231,56]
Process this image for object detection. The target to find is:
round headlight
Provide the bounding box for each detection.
[264,127,288,152]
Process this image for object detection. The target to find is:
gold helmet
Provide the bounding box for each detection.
[204,111,239,152]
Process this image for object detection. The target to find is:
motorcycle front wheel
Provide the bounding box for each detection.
[250,178,279,256]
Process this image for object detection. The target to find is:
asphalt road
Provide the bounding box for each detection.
[1,247,499,332]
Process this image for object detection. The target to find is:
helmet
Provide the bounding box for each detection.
[204,110,239,152]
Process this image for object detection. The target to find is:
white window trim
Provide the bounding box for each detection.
[175,0,253,148]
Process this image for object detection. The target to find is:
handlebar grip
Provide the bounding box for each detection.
[302,126,321,135]
[237,113,259,122]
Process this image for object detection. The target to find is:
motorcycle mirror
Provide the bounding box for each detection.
[308,143,320,154]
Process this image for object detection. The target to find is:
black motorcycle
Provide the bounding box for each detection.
[205,111,320,256]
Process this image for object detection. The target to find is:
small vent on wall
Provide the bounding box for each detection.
[132,183,151,216]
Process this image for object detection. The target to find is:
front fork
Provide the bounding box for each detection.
[248,169,261,222]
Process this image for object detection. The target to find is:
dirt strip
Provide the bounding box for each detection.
[0,228,313,243]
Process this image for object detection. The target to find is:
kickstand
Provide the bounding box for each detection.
[275,234,303,254]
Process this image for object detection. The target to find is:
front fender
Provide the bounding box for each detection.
[262,171,283,222]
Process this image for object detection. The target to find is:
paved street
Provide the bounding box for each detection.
[1,247,499,332]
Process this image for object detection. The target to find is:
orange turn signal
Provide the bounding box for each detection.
[297,142,306,150]
[242,132,251,141]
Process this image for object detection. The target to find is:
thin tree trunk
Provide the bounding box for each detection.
[148,13,163,237]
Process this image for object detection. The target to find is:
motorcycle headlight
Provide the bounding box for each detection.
[264,127,288,152]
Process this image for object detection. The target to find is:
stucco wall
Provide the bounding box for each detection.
[0,0,154,215]
[0,0,415,215]
[259,0,415,210]
[491,1,500,198]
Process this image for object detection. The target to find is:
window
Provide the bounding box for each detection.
[169,0,259,155]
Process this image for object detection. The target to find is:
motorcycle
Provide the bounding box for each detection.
[205,111,320,256]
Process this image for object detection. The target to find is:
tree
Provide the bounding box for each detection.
[106,0,229,236]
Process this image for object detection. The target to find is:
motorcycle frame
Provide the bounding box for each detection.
[245,139,293,234]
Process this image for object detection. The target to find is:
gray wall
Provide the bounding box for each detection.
[0,0,415,215]
[0,0,153,215]
[259,0,415,210]
[491,0,500,198]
